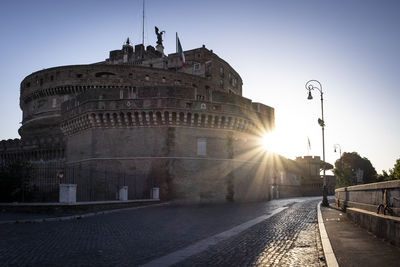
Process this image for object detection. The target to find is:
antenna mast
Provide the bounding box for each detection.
[142,0,145,45]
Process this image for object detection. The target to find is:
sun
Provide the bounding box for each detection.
[259,130,292,157]
[260,132,278,153]
[261,135,270,150]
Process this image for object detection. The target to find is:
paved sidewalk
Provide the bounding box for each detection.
[320,201,400,267]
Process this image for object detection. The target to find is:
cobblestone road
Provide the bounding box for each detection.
[0,197,324,266]
[176,200,325,267]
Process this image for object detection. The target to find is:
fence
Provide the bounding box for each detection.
[2,164,154,202]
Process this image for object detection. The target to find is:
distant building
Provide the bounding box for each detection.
[295,156,336,195]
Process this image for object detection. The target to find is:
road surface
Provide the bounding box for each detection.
[0,197,324,266]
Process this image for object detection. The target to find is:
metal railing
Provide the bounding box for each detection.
[1,163,153,202]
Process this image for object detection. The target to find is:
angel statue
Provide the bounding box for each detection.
[155,26,165,46]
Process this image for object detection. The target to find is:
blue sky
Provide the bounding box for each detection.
[0,0,399,173]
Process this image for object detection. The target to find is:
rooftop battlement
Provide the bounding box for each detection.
[296,156,321,162]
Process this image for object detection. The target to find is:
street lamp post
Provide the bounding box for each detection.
[334,143,343,183]
[305,80,329,207]
[334,144,342,158]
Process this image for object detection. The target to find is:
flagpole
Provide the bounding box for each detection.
[142,0,145,46]
[175,32,178,83]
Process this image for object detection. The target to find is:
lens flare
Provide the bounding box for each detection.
[260,133,277,153]
[260,130,290,156]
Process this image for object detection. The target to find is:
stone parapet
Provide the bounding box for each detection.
[60,109,257,136]
[346,207,400,247]
[335,180,400,216]
[0,137,66,166]
[336,180,400,192]
[335,181,400,246]
[59,86,273,136]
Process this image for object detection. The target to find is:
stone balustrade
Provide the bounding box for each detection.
[335,180,400,246]
[335,180,400,216]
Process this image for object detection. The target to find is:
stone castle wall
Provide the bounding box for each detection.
[59,83,274,201]
[64,124,272,202]
[0,42,334,202]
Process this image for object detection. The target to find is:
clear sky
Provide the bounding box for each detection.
[0,0,399,173]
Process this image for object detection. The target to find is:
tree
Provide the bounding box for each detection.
[377,170,390,182]
[333,152,377,187]
[320,161,333,171]
[390,158,400,179]
[378,158,400,181]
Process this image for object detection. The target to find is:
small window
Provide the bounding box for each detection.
[120,90,124,99]
[50,75,54,81]
[129,73,133,77]
[220,67,224,76]
[64,95,69,101]
[197,53,201,58]
[197,138,207,156]
[26,82,31,88]
[175,80,181,85]
[162,77,166,83]
[186,102,193,108]
[95,72,116,78]
[193,63,201,71]
[52,98,57,108]
[76,74,83,78]
[220,79,224,87]
[213,105,221,111]
[145,75,150,81]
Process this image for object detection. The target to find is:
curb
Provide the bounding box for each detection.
[317,201,339,267]
[0,202,170,225]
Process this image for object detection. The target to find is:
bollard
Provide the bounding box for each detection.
[59,184,77,203]
[152,187,159,200]
[119,186,128,201]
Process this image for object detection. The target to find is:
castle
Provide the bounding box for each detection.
[0,35,334,202]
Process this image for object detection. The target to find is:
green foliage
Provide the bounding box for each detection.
[377,158,400,181]
[333,167,352,187]
[391,158,400,179]
[377,170,390,182]
[320,161,333,171]
[333,152,377,187]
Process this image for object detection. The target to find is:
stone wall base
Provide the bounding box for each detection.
[346,207,400,247]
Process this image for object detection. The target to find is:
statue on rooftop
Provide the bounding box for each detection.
[155,26,165,46]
